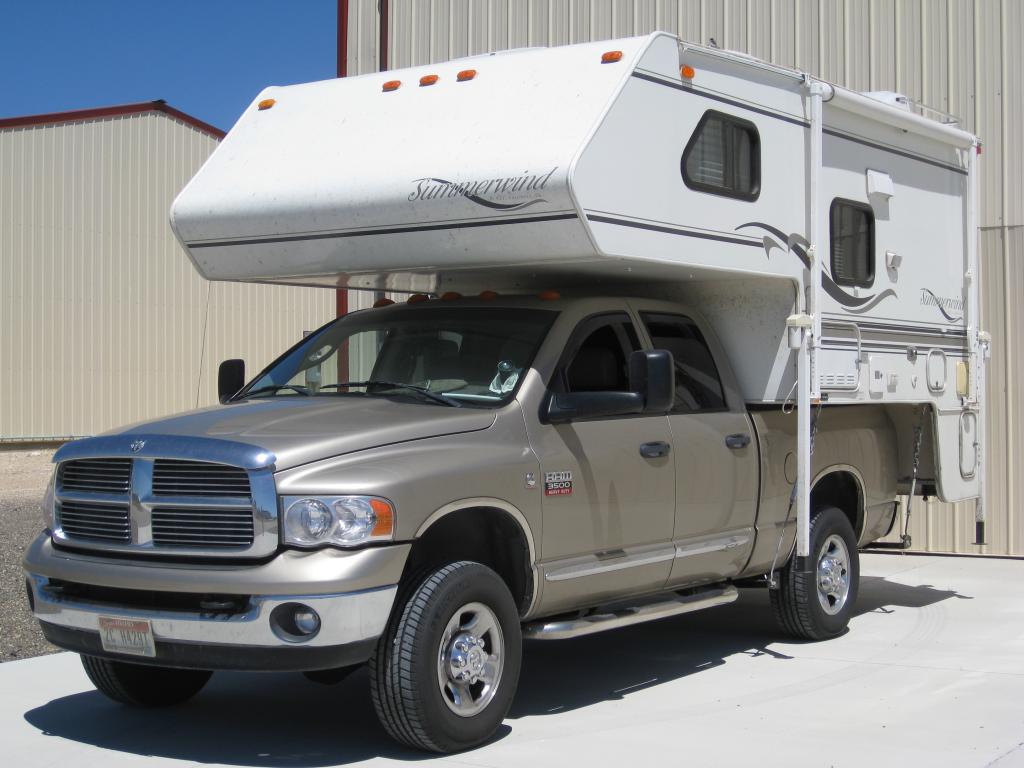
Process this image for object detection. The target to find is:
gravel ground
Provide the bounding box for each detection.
[1,448,58,662]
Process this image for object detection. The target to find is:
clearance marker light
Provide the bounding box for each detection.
[420,74,440,86]
[478,290,499,300]
[382,80,401,92]
[441,291,463,301]
[373,298,395,308]
[681,65,696,79]
[257,98,276,110]
[539,290,561,301]
[601,50,623,63]
[457,69,477,82]
[407,293,430,304]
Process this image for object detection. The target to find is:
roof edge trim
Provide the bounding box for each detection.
[0,100,226,139]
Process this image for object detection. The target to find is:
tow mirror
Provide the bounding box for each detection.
[629,349,675,414]
[218,359,246,403]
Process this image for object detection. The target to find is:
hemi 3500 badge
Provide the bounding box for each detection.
[544,471,573,496]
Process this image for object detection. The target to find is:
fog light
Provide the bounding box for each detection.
[293,607,320,635]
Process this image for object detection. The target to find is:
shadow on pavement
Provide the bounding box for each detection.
[22,577,962,766]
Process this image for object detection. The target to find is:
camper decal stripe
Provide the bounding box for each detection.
[186,213,580,249]
[586,214,763,248]
[631,71,810,127]
[823,128,967,176]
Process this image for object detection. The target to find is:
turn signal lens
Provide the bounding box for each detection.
[382,79,401,92]
[257,98,276,111]
[457,69,477,82]
[681,64,696,79]
[601,50,623,63]
[372,298,395,308]
[370,499,395,537]
[420,74,439,86]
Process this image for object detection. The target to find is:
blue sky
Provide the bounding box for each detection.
[0,0,337,132]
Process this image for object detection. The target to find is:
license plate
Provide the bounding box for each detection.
[98,616,156,658]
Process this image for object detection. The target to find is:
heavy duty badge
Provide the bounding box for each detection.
[544,470,573,496]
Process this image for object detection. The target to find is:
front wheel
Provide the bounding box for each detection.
[80,655,212,707]
[770,505,860,641]
[369,561,522,753]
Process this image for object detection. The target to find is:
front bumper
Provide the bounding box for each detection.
[24,533,410,671]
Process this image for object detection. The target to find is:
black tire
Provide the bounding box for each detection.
[770,505,860,641]
[80,655,212,707]
[369,561,522,753]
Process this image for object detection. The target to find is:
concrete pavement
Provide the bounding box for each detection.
[3,553,1023,767]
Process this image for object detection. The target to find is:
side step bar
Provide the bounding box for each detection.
[523,584,738,641]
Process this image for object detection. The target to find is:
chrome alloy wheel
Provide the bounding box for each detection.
[436,601,504,717]
[816,533,851,616]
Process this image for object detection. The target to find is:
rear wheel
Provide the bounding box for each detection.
[770,505,859,640]
[369,561,522,753]
[80,655,212,707]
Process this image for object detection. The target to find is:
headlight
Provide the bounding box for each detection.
[281,495,395,548]
[41,470,56,530]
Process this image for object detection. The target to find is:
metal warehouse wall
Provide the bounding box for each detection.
[0,111,335,441]
[345,0,1023,556]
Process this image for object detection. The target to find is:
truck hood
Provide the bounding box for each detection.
[100,397,497,471]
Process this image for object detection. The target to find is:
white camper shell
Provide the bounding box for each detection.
[170,33,986,556]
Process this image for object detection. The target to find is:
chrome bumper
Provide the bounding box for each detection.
[23,533,409,657]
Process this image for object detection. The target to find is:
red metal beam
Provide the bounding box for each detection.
[0,100,225,140]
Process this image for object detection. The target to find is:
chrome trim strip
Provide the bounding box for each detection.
[674,533,751,559]
[29,574,396,649]
[544,546,676,582]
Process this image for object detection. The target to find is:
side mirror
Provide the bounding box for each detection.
[218,359,246,403]
[629,349,675,414]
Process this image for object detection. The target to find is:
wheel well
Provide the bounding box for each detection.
[404,508,534,616]
[811,470,863,538]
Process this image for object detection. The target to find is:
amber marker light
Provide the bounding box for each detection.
[257,98,276,111]
[420,74,440,86]
[372,298,395,308]
[407,293,430,304]
[539,290,561,301]
[478,290,499,300]
[441,291,463,301]
[681,64,696,79]
[457,69,477,82]
[601,50,623,63]
[370,499,395,538]
[382,80,401,92]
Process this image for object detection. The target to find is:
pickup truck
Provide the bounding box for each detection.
[25,293,898,752]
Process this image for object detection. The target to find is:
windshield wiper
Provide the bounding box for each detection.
[319,380,461,408]
[239,384,311,399]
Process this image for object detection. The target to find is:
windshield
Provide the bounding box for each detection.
[237,305,557,407]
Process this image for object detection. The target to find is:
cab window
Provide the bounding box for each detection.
[559,313,641,394]
[640,313,726,412]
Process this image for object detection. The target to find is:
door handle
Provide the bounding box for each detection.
[725,433,751,449]
[640,441,671,459]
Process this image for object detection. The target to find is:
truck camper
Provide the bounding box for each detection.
[25,33,985,753]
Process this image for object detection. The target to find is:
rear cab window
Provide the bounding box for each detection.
[640,313,726,413]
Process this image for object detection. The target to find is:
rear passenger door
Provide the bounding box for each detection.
[637,311,759,587]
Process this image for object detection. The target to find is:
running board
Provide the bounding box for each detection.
[522,584,738,640]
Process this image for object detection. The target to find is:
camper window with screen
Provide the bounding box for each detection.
[681,110,760,200]
[830,199,875,287]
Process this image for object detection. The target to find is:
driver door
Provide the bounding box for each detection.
[527,312,675,613]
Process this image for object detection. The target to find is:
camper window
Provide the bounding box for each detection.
[640,313,727,413]
[681,110,760,201]
[830,199,875,287]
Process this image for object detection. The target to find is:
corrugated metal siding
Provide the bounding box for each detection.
[0,112,334,440]
[349,0,1022,555]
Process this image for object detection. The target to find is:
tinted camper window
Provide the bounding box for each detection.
[830,199,875,287]
[682,111,760,200]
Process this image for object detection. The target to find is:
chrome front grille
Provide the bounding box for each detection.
[152,459,251,497]
[152,507,255,548]
[51,439,278,559]
[58,458,131,494]
[57,500,131,543]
